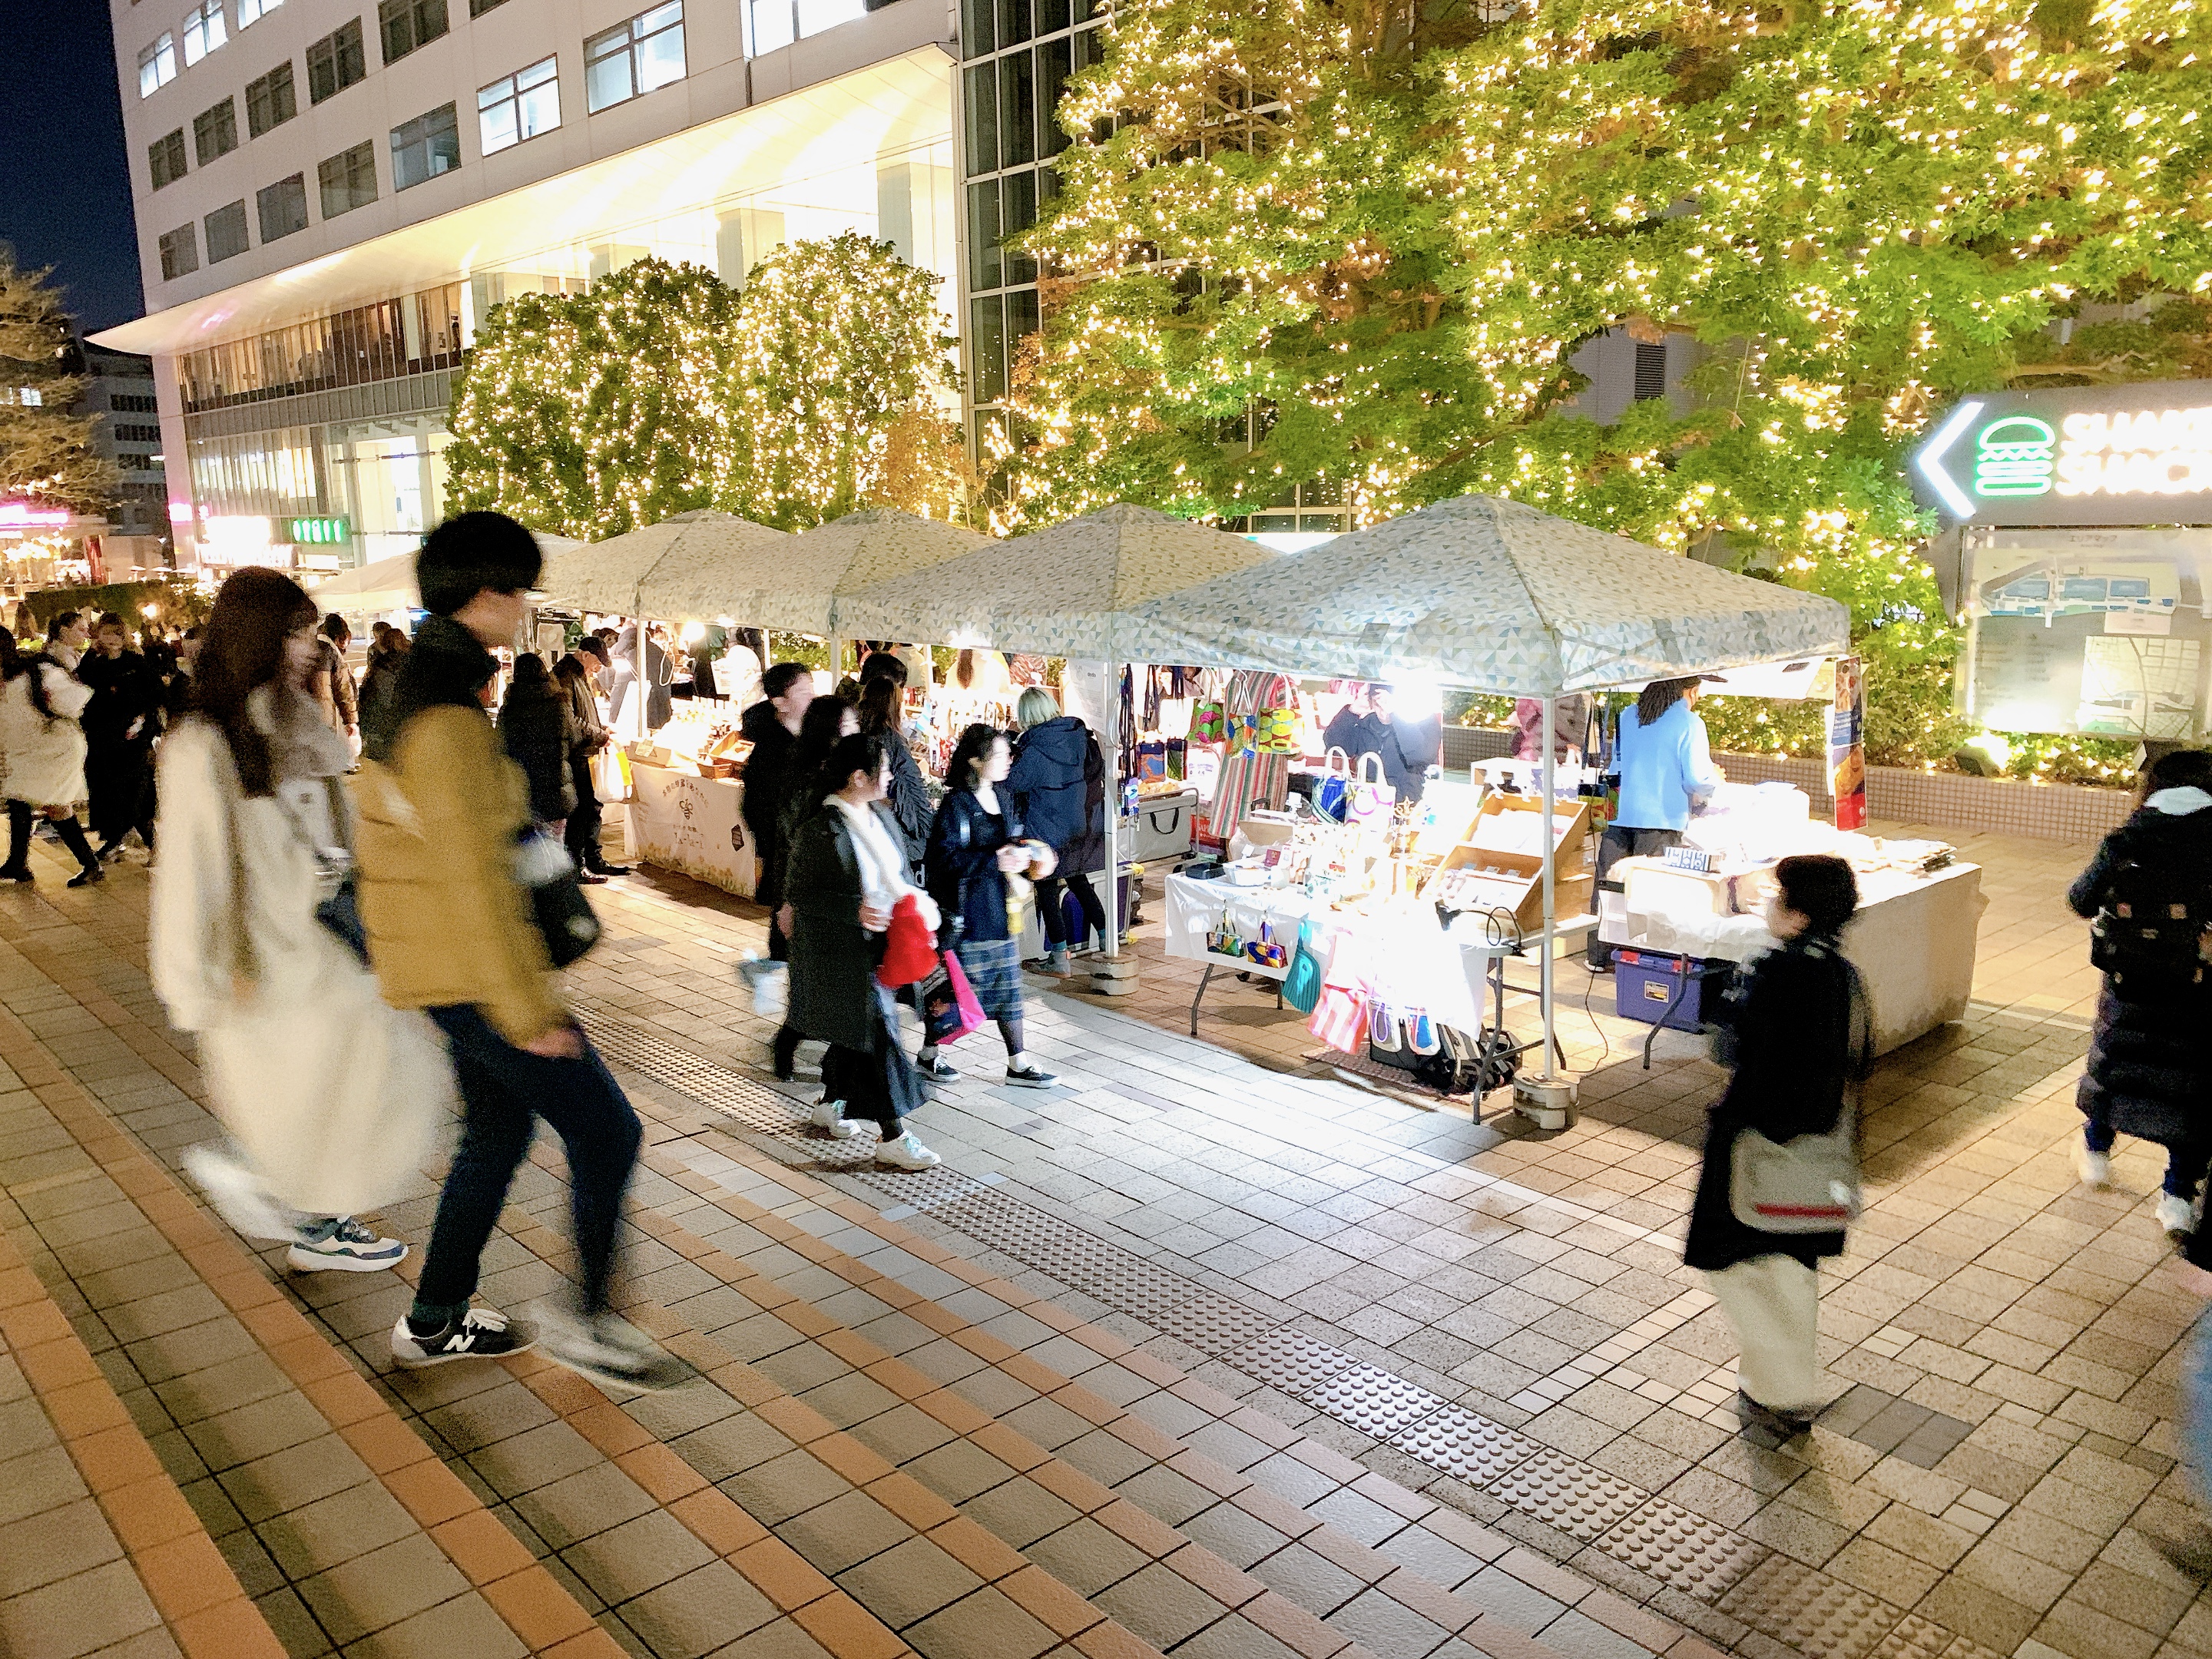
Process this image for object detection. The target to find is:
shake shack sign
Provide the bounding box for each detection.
[1912,380,2212,525]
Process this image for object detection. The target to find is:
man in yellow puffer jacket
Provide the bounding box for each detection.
[356,512,675,1389]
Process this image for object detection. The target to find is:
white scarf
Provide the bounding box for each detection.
[831,795,939,931]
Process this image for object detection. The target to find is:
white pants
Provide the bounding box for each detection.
[1704,1255,1821,1414]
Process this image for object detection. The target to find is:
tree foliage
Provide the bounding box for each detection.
[446,240,963,541]
[1009,0,2212,770]
[0,247,113,512]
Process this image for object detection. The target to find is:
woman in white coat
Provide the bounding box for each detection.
[0,635,105,886]
[151,568,450,1272]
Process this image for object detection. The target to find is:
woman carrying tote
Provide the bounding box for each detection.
[150,568,445,1271]
[1008,686,1108,974]
[498,651,579,836]
[922,724,1057,1089]
[784,732,942,1169]
[0,637,105,886]
[1685,853,1865,1441]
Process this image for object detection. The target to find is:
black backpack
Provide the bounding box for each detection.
[2090,856,2212,988]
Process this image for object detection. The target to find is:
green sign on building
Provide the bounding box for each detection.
[1914,381,2212,526]
[289,516,351,545]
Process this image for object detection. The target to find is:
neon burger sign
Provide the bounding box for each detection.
[1914,381,2212,525]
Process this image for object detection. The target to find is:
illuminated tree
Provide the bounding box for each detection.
[1012,0,2212,772]
[725,233,965,529]
[0,247,113,512]
[445,260,740,539]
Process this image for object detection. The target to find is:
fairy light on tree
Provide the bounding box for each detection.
[1007,0,2212,776]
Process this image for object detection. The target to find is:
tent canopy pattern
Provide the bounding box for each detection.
[830,502,1279,658]
[534,511,789,621]
[1115,495,1852,695]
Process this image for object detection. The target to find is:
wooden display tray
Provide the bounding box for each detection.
[1422,796,1592,933]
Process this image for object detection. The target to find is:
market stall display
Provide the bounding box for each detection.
[628,763,756,897]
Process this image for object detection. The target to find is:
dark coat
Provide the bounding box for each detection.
[926,787,1021,945]
[1320,708,1441,803]
[78,648,162,750]
[879,732,934,870]
[498,682,578,823]
[740,700,800,906]
[783,806,878,1051]
[1008,716,1104,869]
[1684,934,1863,1273]
[2068,793,2212,1147]
[358,654,403,749]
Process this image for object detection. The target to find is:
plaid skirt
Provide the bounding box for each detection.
[954,935,1022,1025]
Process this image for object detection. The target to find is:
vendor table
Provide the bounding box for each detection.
[1604,859,1985,1055]
[629,763,756,899]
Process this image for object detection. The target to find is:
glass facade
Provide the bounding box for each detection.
[959,0,1098,464]
[176,284,465,412]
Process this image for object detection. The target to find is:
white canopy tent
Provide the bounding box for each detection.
[310,536,584,617]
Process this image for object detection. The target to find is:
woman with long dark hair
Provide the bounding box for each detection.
[784,732,942,1167]
[922,723,1056,1088]
[0,629,103,886]
[768,694,856,1078]
[1588,676,1724,970]
[498,651,579,833]
[150,568,447,1272]
[856,664,931,874]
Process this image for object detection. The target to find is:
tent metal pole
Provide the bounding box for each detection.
[1539,696,1556,1079]
[1104,660,1121,960]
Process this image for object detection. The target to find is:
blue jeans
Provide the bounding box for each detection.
[2188,1314,2212,1509]
[2082,1106,2211,1198]
[414,1005,642,1321]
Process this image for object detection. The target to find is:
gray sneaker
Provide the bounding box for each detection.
[538,1305,690,1392]
[288,1216,408,1273]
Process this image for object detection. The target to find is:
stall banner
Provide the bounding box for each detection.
[1827,656,1867,832]
[630,764,754,897]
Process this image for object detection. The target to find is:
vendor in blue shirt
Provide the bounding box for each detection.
[1590,677,1724,971]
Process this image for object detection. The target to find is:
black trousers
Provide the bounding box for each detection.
[1588,825,1684,968]
[1037,872,1107,949]
[5,800,100,873]
[88,740,155,850]
[564,753,604,869]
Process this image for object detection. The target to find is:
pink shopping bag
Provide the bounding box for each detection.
[919,950,988,1045]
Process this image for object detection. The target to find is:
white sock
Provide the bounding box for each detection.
[1007,1051,1027,1071]
[920,1045,939,1061]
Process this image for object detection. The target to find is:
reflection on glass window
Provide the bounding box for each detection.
[478,57,561,154]
[585,3,685,113]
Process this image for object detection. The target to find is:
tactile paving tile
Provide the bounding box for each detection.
[1306,1364,1448,1439]
[1866,1615,1965,1659]
[1389,1405,1541,1486]
[1717,1554,1902,1659]
[1596,1496,1765,1601]
[1487,1445,1649,1541]
[1223,1328,1359,1395]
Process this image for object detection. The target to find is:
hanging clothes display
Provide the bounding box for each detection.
[1211,670,1298,844]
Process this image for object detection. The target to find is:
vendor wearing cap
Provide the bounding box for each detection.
[1590,676,1724,972]
[1322,683,1442,804]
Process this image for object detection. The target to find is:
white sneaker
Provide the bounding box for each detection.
[182,1144,294,1242]
[536,1304,689,1392]
[2157,1193,2196,1239]
[811,1098,860,1139]
[875,1130,941,1171]
[2076,1142,2113,1189]
[287,1217,408,1273]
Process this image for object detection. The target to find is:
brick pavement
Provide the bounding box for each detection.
[1,812,2206,1659]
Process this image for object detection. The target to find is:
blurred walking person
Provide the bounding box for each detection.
[79,612,163,862]
[356,622,408,750]
[1008,687,1108,973]
[1685,854,1867,1442]
[921,724,1057,1088]
[357,512,676,1386]
[151,568,435,1272]
[498,651,579,837]
[555,641,628,879]
[0,637,103,886]
[737,662,816,1071]
[785,732,942,1167]
[307,614,358,740]
[856,657,930,877]
[2068,748,2212,1237]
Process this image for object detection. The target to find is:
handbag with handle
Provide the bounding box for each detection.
[1312,748,1353,823]
[1280,916,1324,1014]
[1344,751,1396,830]
[918,950,987,1044]
[1727,956,1872,1233]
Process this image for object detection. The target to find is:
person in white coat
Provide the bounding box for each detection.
[151,568,450,1273]
[0,638,104,886]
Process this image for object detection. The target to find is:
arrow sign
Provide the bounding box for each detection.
[1912,399,1983,520]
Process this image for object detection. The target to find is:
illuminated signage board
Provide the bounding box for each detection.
[1914,380,2212,525]
[289,516,351,545]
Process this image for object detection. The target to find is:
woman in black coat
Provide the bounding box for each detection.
[2066,747,2212,1238]
[497,651,578,828]
[857,663,932,874]
[1686,854,1866,1440]
[784,733,939,1170]
[1007,687,1107,973]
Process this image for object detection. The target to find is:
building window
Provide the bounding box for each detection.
[149,128,189,189]
[378,0,449,65]
[246,62,296,135]
[257,173,310,241]
[306,19,367,104]
[193,98,238,165]
[391,104,459,190]
[181,2,227,66]
[137,34,177,98]
[158,224,199,280]
[584,4,684,114]
[111,394,160,413]
[469,0,508,12]
[204,200,250,263]
[317,141,379,217]
[477,56,558,154]
[748,0,863,55]
[238,0,284,25]
[113,423,164,442]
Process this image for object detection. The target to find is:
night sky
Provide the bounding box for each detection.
[2,0,143,335]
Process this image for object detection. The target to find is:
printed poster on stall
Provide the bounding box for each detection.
[1828,656,1867,832]
[629,765,754,898]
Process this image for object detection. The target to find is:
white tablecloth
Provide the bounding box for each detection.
[1604,861,1985,1055]
[630,764,755,898]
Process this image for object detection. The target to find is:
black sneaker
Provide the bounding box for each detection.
[68,865,105,889]
[591,861,632,877]
[1006,1064,1057,1089]
[0,864,31,883]
[915,1053,959,1081]
[389,1306,536,1366]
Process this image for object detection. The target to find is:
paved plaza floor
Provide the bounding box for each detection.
[1,810,2206,1659]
